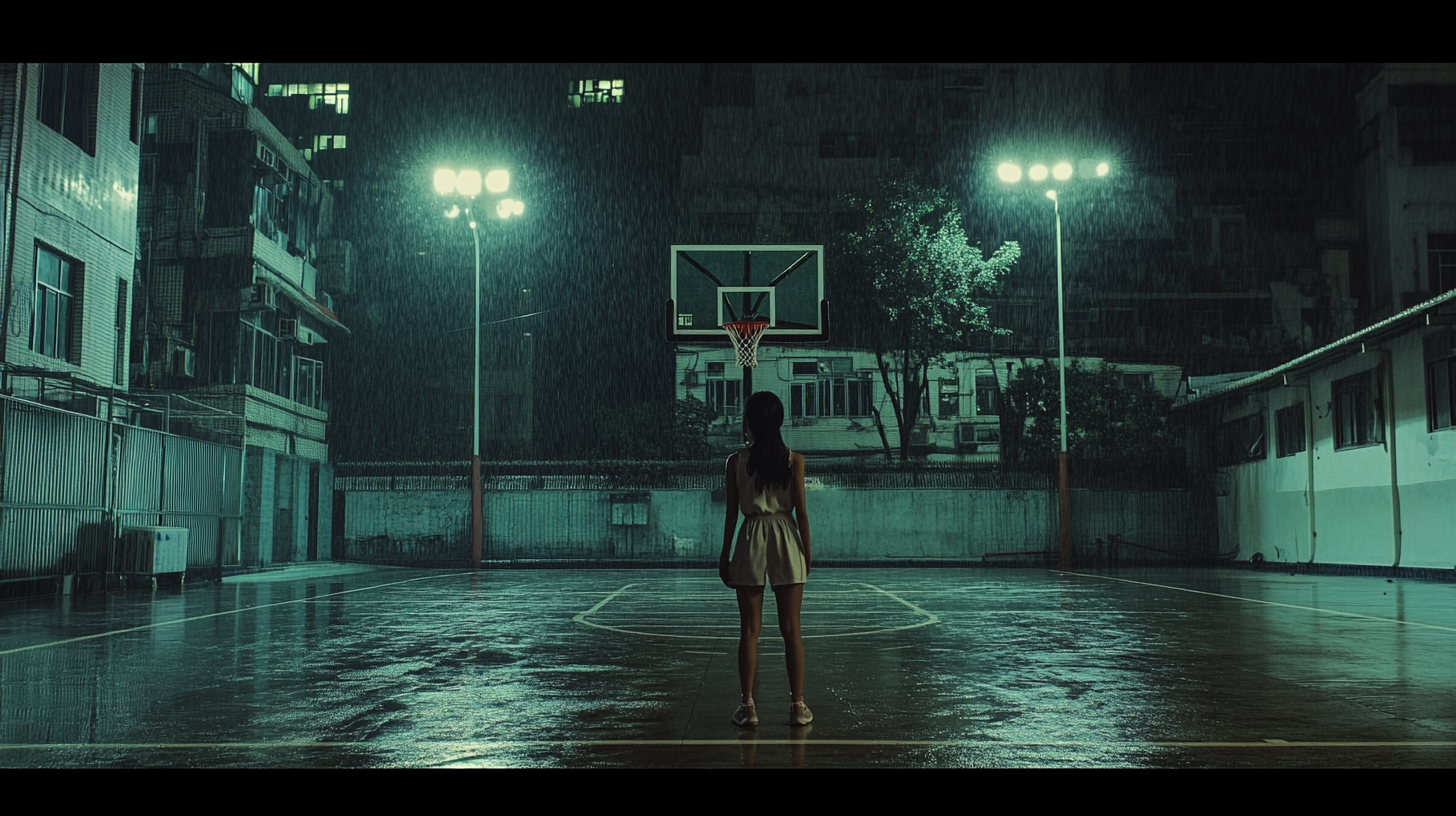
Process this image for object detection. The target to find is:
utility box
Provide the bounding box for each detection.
[118,527,189,587]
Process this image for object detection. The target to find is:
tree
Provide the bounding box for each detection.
[835,173,1021,462]
[1001,360,1179,468]
[588,396,715,460]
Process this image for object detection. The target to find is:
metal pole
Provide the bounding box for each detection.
[470,206,483,570]
[1054,194,1071,570]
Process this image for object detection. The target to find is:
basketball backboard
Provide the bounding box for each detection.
[666,245,828,343]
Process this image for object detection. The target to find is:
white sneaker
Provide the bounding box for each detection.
[732,702,758,727]
[789,701,813,726]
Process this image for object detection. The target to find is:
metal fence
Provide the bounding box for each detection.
[0,395,243,587]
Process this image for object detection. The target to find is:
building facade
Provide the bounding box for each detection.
[676,343,1182,462]
[137,63,348,565]
[1,63,142,411]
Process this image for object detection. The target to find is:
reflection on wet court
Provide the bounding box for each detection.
[2,565,1455,768]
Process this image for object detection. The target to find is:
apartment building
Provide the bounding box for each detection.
[137,63,349,565]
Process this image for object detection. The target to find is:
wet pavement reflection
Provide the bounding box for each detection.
[2,565,1454,767]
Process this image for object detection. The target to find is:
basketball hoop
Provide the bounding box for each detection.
[723,319,770,368]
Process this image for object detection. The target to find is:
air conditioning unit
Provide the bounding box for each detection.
[684,369,700,387]
[172,347,196,377]
[118,527,189,585]
[279,318,299,340]
[241,283,277,311]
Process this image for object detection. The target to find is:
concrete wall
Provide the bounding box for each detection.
[1211,326,1456,570]
[341,484,1202,565]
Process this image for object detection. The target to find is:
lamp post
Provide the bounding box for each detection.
[997,158,1109,570]
[434,167,524,570]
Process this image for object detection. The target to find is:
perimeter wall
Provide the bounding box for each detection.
[336,470,1209,566]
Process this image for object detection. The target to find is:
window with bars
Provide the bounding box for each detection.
[1429,234,1456,294]
[1426,331,1456,432]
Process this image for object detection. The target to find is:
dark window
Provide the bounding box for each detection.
[975,372,999,416]
[32,244,78,361]
[1333,369,1384,449]
[1216,413,1265,465]
[883,64,933,81]
[938,379,959,418]
[114,279,128,385]
[848,379,873,417]
[792,361,817,377]
[1426,330,1456,432]
[1430,234,1456,294]
[130,67,142,144]
[1276,403,1305,457]
[708,377,741,418]
[38,63,97,152]
[791,377,848,418]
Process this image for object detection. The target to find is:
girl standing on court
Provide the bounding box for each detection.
[718,391,813,727]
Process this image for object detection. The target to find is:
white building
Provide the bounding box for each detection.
[1,63,142,408]
[676,343,1182,462]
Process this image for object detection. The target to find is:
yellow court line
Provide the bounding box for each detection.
[0,573,476,656]
[1060,572,1456,634]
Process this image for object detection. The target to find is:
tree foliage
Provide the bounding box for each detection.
[1001,360,1179,466]
[834,173,1021,461]
[589,396,715,460]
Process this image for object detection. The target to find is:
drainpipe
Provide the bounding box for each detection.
[1379,347,1401,569]
[1,63,30,392]
[1302,378,1316,564]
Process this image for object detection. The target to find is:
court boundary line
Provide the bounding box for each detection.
[4,739,1456,751]
[1060,571,1456,634]
[572,581,940,641]
[0,573,475,656]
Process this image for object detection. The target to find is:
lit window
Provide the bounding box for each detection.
[569,79,624,107]
[268,84,283,96]
[336,93,349,114]
[333,134,345,149]
[311,83,323,94]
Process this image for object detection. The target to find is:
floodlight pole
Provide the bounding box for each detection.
[469,205,484,571]
[1052,192,1071,571]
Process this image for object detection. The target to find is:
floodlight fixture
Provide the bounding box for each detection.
[434,169,457,195]
[1029,164,1049,182]
[1097,162,1110,176]
[998,162,1022,183]
[486,169,510,194]
[456,169,483,197]
[1053,162,1073,181]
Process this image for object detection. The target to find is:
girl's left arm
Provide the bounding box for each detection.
[720,454,740,586]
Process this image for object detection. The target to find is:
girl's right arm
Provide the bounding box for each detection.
[720,453,740,586]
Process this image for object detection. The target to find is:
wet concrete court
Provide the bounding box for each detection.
[2,564,1455,768]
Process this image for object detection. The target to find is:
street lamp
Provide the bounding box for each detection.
[998,157,1110,570]
[435,166,523,570]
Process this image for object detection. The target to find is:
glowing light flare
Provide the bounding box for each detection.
[1052,162,1073,180]
[1028,164,1048,182]
[485,169,510,194]
[456,170,483,197]
[433,169,457,194]
[1046,190,1058,201]
[997,162,1022,183]
[445,205,460,218]
[496,198,525,219]
[1097,162,1110,176]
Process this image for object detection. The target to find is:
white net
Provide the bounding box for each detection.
[723,321,769,368]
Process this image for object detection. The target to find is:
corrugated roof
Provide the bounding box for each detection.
[1175,288,1456,409]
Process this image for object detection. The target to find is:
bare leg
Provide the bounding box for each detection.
[772,583,806,702]
[735,586,765,700]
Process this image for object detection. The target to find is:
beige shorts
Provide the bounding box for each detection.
[729,512,808,587]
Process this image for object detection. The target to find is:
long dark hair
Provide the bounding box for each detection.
[743,391,791,491]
